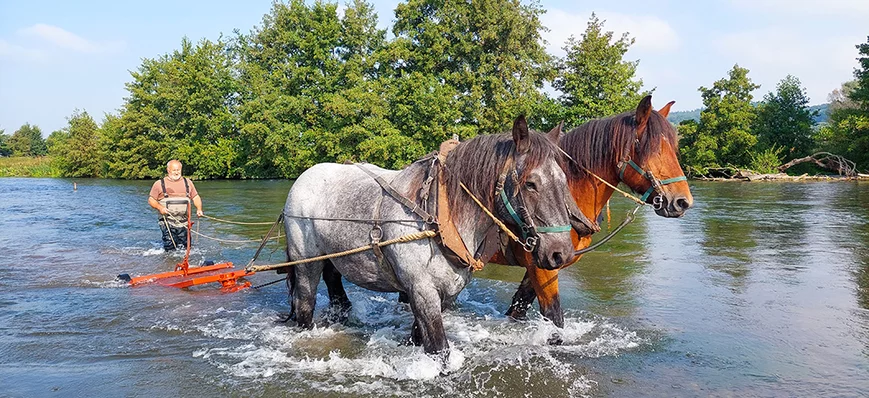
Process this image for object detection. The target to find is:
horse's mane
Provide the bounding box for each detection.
[443,132,563,211]
[561,111,678,179]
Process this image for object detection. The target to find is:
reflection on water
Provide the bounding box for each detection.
[564,202,649,318]
[1,178,869,397]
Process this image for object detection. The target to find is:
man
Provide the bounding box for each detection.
[148,160,204,251]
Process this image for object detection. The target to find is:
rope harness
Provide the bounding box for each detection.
[193,140,691,284]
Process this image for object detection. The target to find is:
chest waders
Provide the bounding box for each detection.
[159,177,191,250]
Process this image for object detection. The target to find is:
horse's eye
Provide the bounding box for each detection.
[524,181,537,191]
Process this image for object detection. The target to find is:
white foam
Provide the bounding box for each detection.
[171,291,640,395]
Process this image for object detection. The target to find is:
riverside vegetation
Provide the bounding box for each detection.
[2,1,868,179]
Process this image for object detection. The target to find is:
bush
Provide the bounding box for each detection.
[749,145,784,174]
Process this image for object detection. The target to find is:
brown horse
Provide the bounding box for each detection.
[499,95,694,329]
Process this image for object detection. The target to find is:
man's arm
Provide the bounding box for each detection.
[149,196,168,215]
[192,195,203,217]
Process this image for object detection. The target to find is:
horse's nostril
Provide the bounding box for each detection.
[675,197,691,211]
[552,252,565,267]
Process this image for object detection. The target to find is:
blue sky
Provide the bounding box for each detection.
[1,0,867,136]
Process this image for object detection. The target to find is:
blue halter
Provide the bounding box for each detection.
[618,159,687,209]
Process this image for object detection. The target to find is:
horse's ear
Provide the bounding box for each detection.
[635,95,653,137]
[658,101,675,118]
[512,115,531,153]
[546,121,564,144]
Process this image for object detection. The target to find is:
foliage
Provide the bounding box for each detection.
[680,65,760,170]
[0,130,11,157]
[103,36,239,179]
[0,156,57,177]
[234,0,395,177]
[390,0,553,135]
[553,13,645,126]
[818,37,869,172]
[748,145,785,174]
[48,110,104,177]
[668,108,701,125]
[752,75,817,160]
[8,124,47,157]
[677,119,715,176]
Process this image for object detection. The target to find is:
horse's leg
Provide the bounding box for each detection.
[283,266,297,322]
[292,261,325,329]
[507,267,563,326]
[407,285,449,357]
[528,267,564,329]
[322,260,351,321]
[398,292,410,304]
[409,319,423,346]
[505,271,536,320]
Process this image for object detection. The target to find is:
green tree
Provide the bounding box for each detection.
[851,36,869,111]
[682,65,760,169]
[45,130,67,155]
[8,123,47,156]
[49,110,103,177]
[108,36,239,179]
[235,0,398,176]
[0,130,10,157]
[752,75,817,159]
[818,36,869,171]
[678,119,717,175]
[390,0,553,136]
[553,13,645,126]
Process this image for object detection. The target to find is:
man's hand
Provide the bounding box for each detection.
[196,209,204,217]
[159,206,169,215]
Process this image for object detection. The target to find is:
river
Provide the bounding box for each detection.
[1,178,867,397]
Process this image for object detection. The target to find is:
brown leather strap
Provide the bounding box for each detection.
[436,164,486,271]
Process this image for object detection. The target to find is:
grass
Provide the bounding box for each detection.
[0,156,59,177]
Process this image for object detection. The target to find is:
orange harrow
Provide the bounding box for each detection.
[117,205,269,292]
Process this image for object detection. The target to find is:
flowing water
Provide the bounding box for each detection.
[1,178,868,397]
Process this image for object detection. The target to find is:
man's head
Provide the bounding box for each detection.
[166,160,183,181]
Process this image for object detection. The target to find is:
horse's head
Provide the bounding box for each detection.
[495,116,592,269]
[444,116,584,270]
[617,96,694,217]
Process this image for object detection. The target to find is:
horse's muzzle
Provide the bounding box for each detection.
[654,192,694,218]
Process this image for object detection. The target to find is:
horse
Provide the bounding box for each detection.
[500,95,695,330]
[282,116,597,357]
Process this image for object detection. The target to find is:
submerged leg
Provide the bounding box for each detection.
[398,292,410,304]
[528,267,564,329]
[507,267,565,344]
[407,285,449,356]
[292,262,325,329]
[322,261,351,321]
[505,271,536,320]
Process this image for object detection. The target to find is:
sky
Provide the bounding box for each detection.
[1,0,867,136]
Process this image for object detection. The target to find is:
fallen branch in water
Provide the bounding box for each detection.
[777,152,857,177]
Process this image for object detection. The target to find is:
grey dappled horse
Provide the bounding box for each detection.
[283,117,592,357]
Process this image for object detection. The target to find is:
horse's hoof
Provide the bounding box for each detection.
[506,312,528,322]
[547,332,564,345]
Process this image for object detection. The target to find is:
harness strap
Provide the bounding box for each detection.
[356,164,434,223]
[160,177,190,198]
[618,159,687,201]
[370,195,405,291]
[437,163,486,271]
